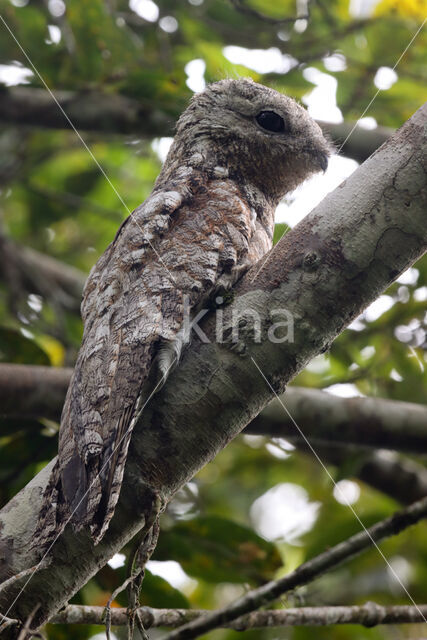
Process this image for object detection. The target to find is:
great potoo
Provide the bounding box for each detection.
[36,78,331,547]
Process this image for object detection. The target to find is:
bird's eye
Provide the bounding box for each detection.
[255,110,285,133]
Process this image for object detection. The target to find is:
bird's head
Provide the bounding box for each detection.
[174,77,332,202]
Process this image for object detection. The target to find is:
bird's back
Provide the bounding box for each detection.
[36,173,274,546]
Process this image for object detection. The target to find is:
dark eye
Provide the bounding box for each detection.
[255,110,285,133]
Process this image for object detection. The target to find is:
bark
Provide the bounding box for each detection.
[247,387,427,453]
[162,496,427,640]
[0,103,425,635]
[0,87,391,163]
[2,365,426,455]
[49,602,427,629]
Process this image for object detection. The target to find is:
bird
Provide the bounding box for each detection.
[35,77,331,548]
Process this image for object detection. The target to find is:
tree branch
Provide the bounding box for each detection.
[161,496,427,640]
[317,120,393,164]
[49,602,427,629]
[0,87,173,137]
[355,452,427,504]
[0,365,73,422]
[298,443,427,506]
[0,87,392,163]
[229,0,309,24]
[0,103,425,635]
[1,364,426,454]
[0,234,86,313]
[246,387,427,453]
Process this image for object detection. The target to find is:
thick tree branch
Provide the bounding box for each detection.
[0,87,173,137]
[0,365,72,422]
[49,602,427,628]
[162,496,427,640]
[246,387,427,453]
[0,103,425,635]
[355,452,427,504]
[298,444,427,506]
[0,235,86,313]
[2,365,426,455]
[0,87,391,162]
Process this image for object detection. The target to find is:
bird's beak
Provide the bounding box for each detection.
[318,152,329,173]
[306,148,330,173]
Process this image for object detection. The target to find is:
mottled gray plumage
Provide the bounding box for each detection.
[36,78,330,547]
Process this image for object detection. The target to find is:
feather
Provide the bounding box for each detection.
[34,78,329,550]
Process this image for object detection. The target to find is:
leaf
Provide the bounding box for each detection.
[0,327,50,365]
[141,570,190,609]
[154,516,282,585]
[94,564,189,610]
[273,223,290,244]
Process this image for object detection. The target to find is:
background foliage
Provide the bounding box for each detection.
[0,0,426,638]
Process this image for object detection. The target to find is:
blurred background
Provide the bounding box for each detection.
[0,0,426,638]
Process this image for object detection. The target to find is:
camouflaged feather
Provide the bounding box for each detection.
[35,78,331,547]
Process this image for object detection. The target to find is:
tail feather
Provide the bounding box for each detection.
[32,460,62,552]
[91,402,137,543]
[34,339,178,550]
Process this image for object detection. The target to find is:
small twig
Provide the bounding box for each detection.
[126,499,161,640]
[160,496,427,639]
[0,562,49,597]
[104,494,162,640]
[17,604,39,640]
[0,614,20,633]
[104,576,134,640]
[51,602,427,628]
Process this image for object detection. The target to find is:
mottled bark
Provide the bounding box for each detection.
[0,103,425,635]
[0,87,391,163]
[49,602,427,629]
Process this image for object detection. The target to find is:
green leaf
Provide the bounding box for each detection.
[95,564,190,610]
[273,223,289,244]
[0,327,50,365]
[154,516,282,585]
[140,570,190,609]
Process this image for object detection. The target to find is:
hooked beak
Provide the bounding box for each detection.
[318,151,329,173]
[305,147,330,173]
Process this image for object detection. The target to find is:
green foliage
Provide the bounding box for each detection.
[0,327,50,364]
[154,515,282,584]
[0,0,426,638]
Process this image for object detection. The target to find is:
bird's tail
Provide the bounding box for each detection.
[31,459,63,554]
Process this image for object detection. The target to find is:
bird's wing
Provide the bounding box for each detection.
[36,174,267,548]
[35,181,196,547]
